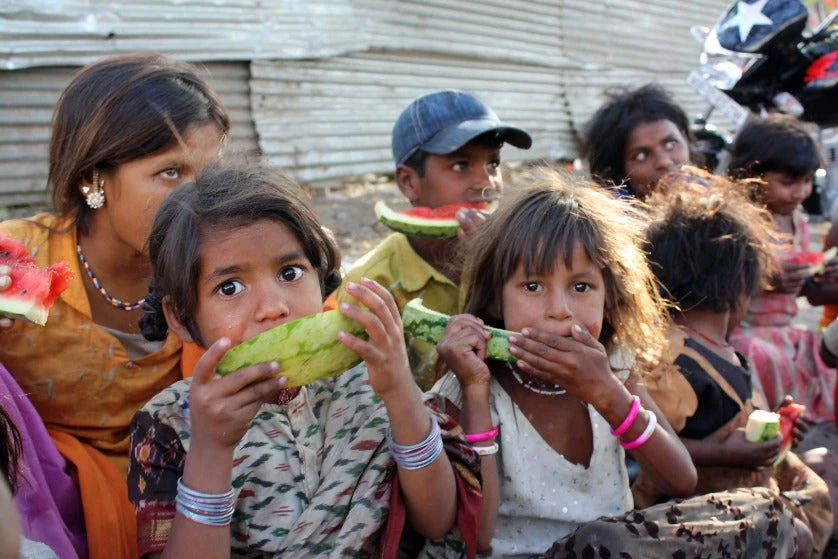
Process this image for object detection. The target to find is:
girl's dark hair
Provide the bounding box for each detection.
[583,84,691,189]
[0,407,22,493]
[50,54,231,234]
[728,114,822,180]
[462,167,670,375]
[645,167,776,314]
[140,166,341,346]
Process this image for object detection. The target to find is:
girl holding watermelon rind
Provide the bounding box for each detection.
[434,168,782,558]
[640,167,833,557]
[0,53,230,556]
[129,166,481,557]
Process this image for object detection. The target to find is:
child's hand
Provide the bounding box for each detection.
[337,278,411,401]
[0,265,11,329]
[720,428,781,469]
[812,256,838,285]
[771,260,810,294]
[508,322,616,408]
[437,314,491,390]
[188,337,287,451]
[456,208,489,241]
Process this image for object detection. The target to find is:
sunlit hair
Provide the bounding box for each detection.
[462,167,670,376]
[728,114,822,181]
[141,165,340,347]
[645,166,777,315]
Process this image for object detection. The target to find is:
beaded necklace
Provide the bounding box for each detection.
[506,362,567,396]
[76,244,146,311]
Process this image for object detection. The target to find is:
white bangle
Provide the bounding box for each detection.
[473,442,499,456]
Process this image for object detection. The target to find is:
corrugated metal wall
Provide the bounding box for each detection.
[0,0,734,204]
[0,62,258,206]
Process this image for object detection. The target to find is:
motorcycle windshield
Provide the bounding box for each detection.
[715,0,808,54]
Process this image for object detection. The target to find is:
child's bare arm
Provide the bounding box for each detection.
[681,430,781,469]
[338,278,457,540]
[161,339,287,559]
[438,315,499,552]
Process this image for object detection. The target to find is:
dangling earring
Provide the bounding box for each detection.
[82,169,106,209]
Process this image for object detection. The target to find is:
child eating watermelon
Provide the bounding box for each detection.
[641,168,833,556]
[334,90,532,389]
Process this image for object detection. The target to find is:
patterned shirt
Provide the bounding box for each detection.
[335,233,460,390]
[129,364,481,557]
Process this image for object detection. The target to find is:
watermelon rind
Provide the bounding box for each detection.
[810,246,838,275]
[402,297,515,362]
[744,410,780,443]
[215,310,368,387]
[0,296,48,326]
[374,200,498,239]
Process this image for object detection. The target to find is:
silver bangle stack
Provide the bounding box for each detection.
[387,416,443,471]
[175,477,236,526]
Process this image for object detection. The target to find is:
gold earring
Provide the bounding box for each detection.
[82,169,106,209]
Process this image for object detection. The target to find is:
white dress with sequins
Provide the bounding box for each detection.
[431,373,632,558]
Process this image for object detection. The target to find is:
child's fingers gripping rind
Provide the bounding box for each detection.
[219,360,281,397]
[228,371,288,410]
[192,337,232,385]
[359,277,402,325]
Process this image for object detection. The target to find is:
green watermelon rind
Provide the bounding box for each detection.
[374,200,498,239]
[402,297,515,362]
[215,310,368,387]
[0,296,48,326]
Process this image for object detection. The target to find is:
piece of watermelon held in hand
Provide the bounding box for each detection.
[791,246,838,275]
[374,200,498,239]
[774,402,806,466]
[0,231,72,325]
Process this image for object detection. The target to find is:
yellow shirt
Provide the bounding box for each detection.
[335,233,459,390]
[0,213,181,473]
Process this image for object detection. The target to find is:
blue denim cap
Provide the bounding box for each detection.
[392,90,532,165]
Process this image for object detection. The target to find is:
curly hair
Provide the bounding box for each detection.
[462,166,671,376]
[583,84,691,190]
[644,166,776,314]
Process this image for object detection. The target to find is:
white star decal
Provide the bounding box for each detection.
[721,0,774,43]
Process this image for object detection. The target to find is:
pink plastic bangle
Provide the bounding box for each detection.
[620,411,658,450]
[464,427,499,443]
[610,395,641,437]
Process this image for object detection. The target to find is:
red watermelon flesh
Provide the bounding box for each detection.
[791,247,838,274]
[0,231,73,325]
[774,402,806,466]
[402,201,493,219]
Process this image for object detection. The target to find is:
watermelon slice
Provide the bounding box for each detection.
[374,200,498,239]
[791,246,838,275]
[402,297,516,362]
[0,231,72,326]
[774,402,806,466]
[215,309,368,387]
[745,410,780,443]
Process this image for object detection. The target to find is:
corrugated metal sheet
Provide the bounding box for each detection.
[1,0,747,198]
[0,1,373,70]
[0,61,257,206]
[251,52,571,183]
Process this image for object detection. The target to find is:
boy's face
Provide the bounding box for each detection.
[622,119,689,197]
[398,141,503,208]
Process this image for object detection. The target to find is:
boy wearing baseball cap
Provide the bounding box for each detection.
[335,89,532,389]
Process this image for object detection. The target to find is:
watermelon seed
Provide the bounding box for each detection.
[20,289,26,295]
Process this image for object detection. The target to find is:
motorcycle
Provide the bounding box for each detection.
[688,0,838,181]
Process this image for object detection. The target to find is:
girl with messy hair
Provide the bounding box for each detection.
[129,166,481,557]
[433,168,807,557]
[640,167,832,558]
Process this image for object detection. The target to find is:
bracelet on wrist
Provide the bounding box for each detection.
[464,426,499,443]
[620,410,657,451]
[175,477,236,526]
[472,442,499,456]
[610,395,641,437]
[387,415,444,471]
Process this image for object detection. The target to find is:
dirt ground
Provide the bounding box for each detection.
[308,176,404,268]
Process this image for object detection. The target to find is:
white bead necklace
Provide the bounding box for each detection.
[506,362,567,396]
